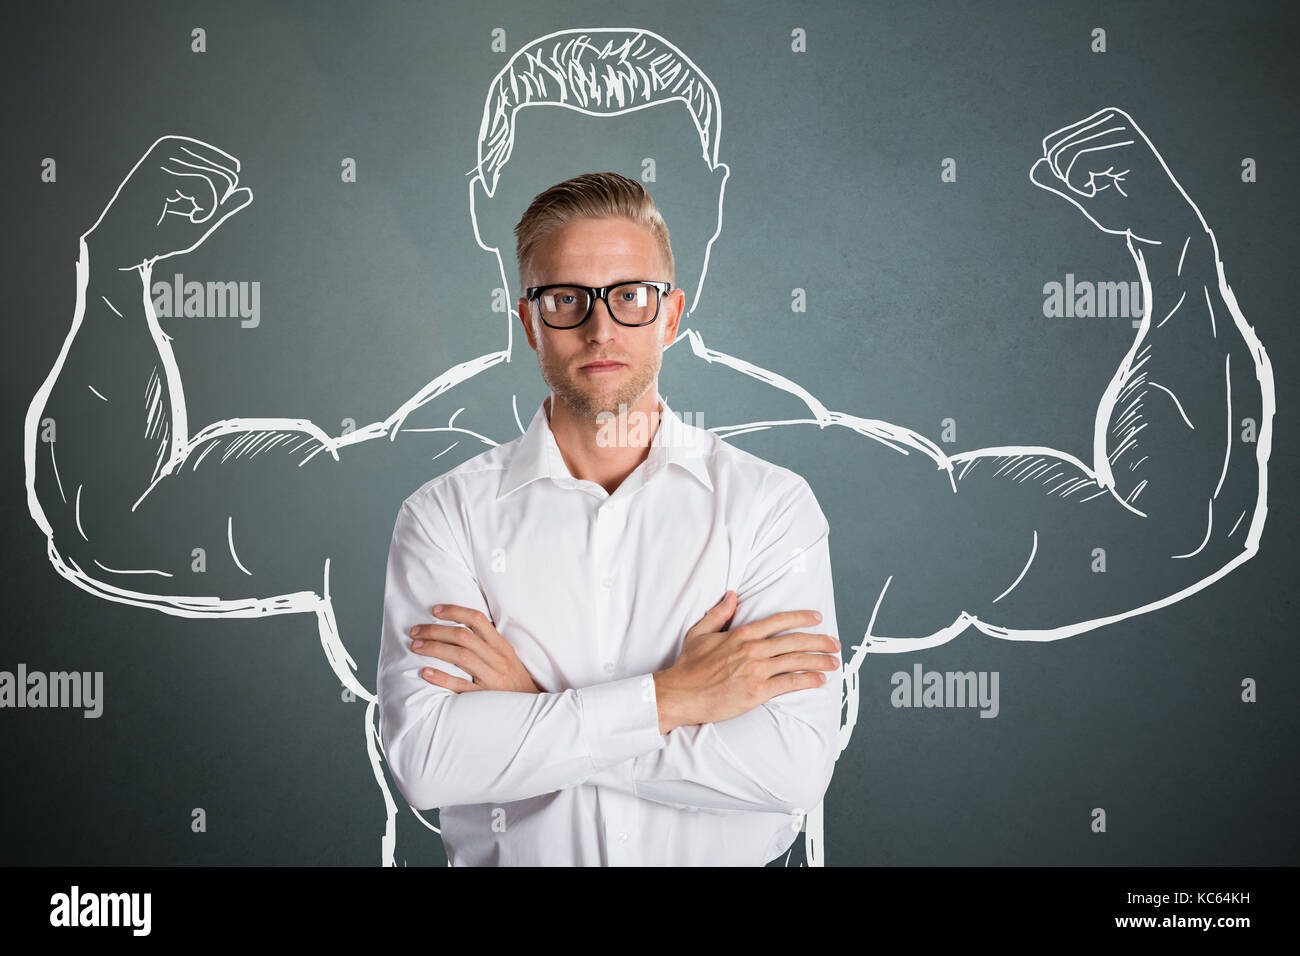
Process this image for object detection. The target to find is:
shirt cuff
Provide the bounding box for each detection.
[577,673,666,770]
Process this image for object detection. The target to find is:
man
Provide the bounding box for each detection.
[375,173,843,866]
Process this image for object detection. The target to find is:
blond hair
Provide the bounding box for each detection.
[514,171,674,291]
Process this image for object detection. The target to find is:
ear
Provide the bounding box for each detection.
[663,287,685,347]
[469,174,498,252]
[710,161,731,209]
[518,296,539,353]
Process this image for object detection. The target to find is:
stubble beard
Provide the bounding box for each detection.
[537,323,665,422]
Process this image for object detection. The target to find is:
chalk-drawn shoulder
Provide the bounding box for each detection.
[662,327,828,430]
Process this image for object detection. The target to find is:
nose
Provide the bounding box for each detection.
[584,297,620,340]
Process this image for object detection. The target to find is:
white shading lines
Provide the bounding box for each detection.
[1145,380,1194,430]
[511,395,525,435]
[1172,499,1213,560]
[1214,354,1231,499]
[93,559,173,577]
[48,443,66,504]
[430,442,460,462]
[1156,290,1186,329]
[75,485,87,540]
[227,516,252,576]
[992,530,1038,603]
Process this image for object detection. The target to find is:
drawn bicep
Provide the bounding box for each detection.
[723,422,1228,650]
[60,425,487,604]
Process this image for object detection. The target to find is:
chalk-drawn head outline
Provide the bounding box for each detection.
[467,27,731,345]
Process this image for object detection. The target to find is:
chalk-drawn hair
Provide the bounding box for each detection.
[513,172,674,290]
[473,27,724,197]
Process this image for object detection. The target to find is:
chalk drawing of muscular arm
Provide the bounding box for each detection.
[23,23,1273,867]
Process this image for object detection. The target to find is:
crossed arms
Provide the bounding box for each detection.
[375,478,842,816]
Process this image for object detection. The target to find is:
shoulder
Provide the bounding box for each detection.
[706,430,826,525]
[400,434,522,515]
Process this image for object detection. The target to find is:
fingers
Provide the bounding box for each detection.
[759,651,841,679]
[409,605,513,687]
[408,637,494,689]
[219,186,254,216]
[421,667,477,693]
[166,150,237,196]
[178,144,240,189]
[765,670,830,699]
[750,631,839,659]
[737,608,822,641]
[161,135,243,173]
[1040,108,1125,166]
[408,626,495,666]
[1029,157,1065,195]
[1039,109,1135,196]
[156,165,221,223]
[156,138,250,223]
[687,590,738,637]
[420,604,501,657]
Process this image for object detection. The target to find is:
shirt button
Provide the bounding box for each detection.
[603,662,615,674]
[617,831,629,843]
[602,576,614,589]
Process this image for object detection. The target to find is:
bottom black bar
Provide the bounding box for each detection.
[3,865,1292,940]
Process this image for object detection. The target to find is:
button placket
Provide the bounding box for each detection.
[595,500,629,678]
[594,501,617,676]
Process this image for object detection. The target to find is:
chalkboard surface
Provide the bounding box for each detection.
[3,0,1296,867]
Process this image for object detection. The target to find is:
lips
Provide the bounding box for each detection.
[580,361,625,370]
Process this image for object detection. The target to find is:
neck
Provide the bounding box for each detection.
[546,388,663,495]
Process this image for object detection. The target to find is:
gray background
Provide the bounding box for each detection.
[2,0,1296,865]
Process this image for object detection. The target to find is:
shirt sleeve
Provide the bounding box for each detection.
[376,495,666,811]
[586,474,844,816]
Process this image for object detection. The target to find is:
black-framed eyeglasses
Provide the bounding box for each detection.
[525,280,672,329]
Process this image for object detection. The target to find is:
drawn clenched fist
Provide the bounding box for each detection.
[1030,107,1205,247]
[83,135,254,270]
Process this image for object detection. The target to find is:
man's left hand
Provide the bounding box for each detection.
[410,605,542,694]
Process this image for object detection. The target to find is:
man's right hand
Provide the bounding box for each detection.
[83,135,253,270]
[652,591,840,735]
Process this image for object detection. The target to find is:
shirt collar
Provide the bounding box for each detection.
[498,394,713,500]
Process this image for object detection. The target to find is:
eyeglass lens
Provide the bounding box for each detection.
[537,283,660,327]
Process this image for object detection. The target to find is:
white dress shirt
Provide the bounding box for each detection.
[376,393,842,866]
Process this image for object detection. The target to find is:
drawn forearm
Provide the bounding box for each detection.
[33,242,185,545]
[1101,229,1268,550]
[884,226,1273,642]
